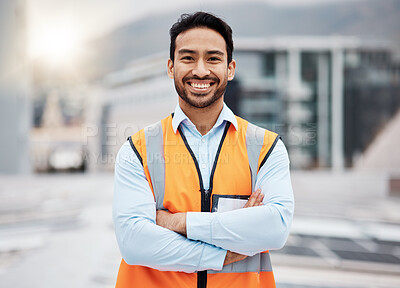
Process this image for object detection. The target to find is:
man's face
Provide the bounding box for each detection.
[167,27,236,109]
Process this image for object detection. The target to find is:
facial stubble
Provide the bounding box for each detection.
[174,75,228,109]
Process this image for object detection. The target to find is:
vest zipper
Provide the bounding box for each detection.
[201,188,211,212]
[178,122,231,288]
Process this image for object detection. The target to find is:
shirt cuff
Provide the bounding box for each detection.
[187,212,215,244]
[198,243,226,271]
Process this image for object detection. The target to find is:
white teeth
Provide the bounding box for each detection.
[191,83,210,89]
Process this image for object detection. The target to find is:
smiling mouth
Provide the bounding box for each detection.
[186,79,216,91]
[190,82,211,89]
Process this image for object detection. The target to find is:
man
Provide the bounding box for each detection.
[113,12,294,288]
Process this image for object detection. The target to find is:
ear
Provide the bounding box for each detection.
[227,59,236,81]
[167,59,174,79]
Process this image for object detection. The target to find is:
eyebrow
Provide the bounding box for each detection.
[178,49,196,55]
[177,49,225,56]
[207,50,225,56]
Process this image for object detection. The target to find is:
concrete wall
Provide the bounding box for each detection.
[0,0,31,173]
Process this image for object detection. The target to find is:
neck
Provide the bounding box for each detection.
[179,99,224,136]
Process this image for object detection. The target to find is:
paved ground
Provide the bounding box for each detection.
[274,171,400,288]
[0,174,119,288]
[0,171,399,288]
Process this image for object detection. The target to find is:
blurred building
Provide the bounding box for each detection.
[0,0,31,173]
[90,36,400,171]
[85,54,176,171]
[30,90,86,173]
[234,36,400,169]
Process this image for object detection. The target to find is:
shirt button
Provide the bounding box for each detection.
[201,138,206,143]
[201,163,206,169]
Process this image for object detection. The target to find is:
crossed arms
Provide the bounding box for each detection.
[156,189,265,265]
[112,140,294,273]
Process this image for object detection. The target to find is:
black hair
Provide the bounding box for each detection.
[169,12,234,64]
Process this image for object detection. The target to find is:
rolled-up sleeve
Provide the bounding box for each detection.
[186,140,294,256]
[113,141,227,273]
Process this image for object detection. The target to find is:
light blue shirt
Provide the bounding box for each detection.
[113,103,294,273]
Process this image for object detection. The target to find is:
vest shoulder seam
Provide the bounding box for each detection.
[127,136,143,167]
[259,135,280,170]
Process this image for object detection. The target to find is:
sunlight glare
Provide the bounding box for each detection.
[30,22,81,64]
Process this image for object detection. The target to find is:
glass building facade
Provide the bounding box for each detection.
[231,37,400,169]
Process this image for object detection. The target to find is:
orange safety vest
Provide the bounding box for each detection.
[116,114,279,288]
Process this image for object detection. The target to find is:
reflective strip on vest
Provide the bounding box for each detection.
[144,121,165,210]
[210,252,272,273]
[245,122,265,189]
[144,119,273,273]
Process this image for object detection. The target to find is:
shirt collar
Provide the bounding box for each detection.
[171,103,238,134]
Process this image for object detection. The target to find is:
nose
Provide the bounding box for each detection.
[192,60,210,78]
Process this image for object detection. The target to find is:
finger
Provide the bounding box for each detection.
[250,193,263,207]
[256,192,264,205]
[244,191,257,208]
[244,189,260,208]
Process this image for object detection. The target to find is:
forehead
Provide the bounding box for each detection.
[175,27,226,54]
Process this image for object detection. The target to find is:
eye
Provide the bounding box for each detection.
[209,57,222,62]
[181,56,194,61]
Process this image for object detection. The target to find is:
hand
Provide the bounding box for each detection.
[224,191,262,266]
[156,210,187,236]
[243,189,264,208]
[223,251,247,266]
